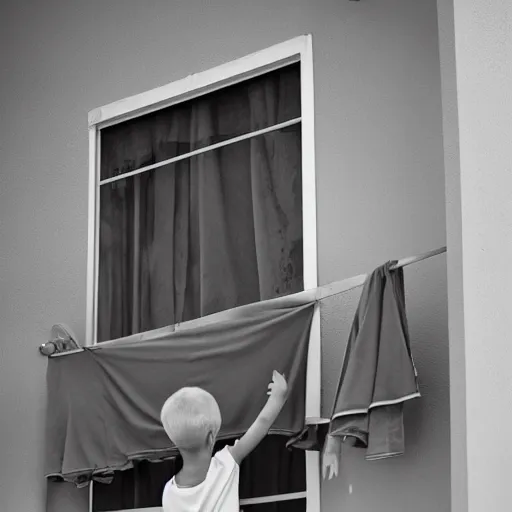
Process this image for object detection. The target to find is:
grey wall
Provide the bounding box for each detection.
[0,1,449,511]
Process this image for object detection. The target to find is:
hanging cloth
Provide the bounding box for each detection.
[45,253,435,486]
[45,300,315,487]
[328,261,420,459]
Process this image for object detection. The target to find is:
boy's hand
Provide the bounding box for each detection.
[322,435,341,480]
[267,370,288,402]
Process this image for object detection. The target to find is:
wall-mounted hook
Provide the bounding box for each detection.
[38,324,81,356]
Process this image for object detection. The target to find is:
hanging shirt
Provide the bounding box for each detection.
[162,446,240,512]
[328,262,420,460]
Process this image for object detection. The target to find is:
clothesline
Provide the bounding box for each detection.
[48,245,447,358]
[314,245,447,302]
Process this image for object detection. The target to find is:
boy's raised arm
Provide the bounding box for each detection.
[228,371,288,465]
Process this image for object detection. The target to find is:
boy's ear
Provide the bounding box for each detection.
[206,430,214,448]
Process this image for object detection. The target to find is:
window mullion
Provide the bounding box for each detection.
[99,117,301,187]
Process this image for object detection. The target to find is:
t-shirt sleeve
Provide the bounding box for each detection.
[215,444,239,468]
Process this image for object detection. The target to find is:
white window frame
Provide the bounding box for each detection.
[86,34,320,512]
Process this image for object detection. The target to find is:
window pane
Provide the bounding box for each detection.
[238,436,306,500]
[97,124,303,342]
[100,63,301,180]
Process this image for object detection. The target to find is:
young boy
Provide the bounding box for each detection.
[161,370,288,511]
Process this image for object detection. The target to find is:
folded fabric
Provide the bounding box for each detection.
[329,262,420,460]
[45,301,315,487]
[285,418,330,452]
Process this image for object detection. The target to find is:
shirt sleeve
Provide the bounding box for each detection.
[214,445,239,468]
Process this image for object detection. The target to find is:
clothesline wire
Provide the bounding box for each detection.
[312,246,447,303]
[390,245,446,271]
[46,245,447,358]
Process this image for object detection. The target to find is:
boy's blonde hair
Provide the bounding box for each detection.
[160,387,222,450]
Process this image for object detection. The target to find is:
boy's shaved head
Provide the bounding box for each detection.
[161,387,221,451]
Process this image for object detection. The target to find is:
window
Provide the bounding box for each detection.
[86,35,320,512]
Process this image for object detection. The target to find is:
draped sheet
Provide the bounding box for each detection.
[45,300,315,487]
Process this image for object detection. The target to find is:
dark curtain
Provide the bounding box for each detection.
[93,436,305,511]
[98,63,303,341]
[94,64,306,510]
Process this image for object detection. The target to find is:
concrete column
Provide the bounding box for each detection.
[437,1,512,511]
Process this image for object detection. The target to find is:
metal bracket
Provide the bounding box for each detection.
[39,324,81,356]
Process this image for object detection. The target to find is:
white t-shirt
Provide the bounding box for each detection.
[162,446,240,512]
